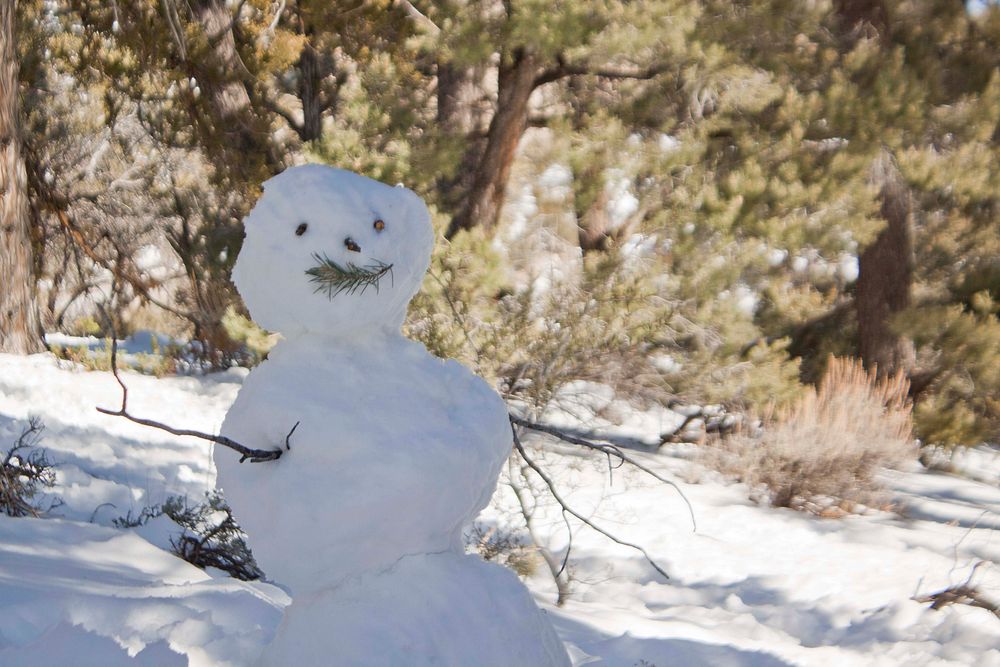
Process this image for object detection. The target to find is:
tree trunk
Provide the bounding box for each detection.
[297,42,323,142]
[856,152,915,376]
[577,185,613,253]
[0,0,43,354]
[446,50,539,237]
[834,0,915,378]
[833,0,889,42]
[436,61,488,211]
[190,0,276,180]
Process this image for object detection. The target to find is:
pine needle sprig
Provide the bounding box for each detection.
[306,253,395,299]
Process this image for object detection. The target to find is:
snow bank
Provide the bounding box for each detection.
[1,350,998,665]
[0,517,286,666]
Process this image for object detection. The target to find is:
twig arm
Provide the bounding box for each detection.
[95,336,289,463]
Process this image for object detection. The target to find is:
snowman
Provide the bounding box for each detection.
[216,165,570,666]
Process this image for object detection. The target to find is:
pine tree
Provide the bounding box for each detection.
[408,0,696,238]
[678,0,1000,446]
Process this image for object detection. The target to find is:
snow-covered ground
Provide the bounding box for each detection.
[0,352,998,665]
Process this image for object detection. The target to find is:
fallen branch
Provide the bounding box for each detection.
[913,584,1000,619]
[511,418,672,581]
[510,414,696,532]
[913,561,1000,620]
[96,335,291,463]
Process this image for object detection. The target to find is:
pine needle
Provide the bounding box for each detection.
[306,254,394,299]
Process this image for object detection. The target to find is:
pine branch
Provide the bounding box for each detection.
[535,55,669,87]
[306,254,394,299]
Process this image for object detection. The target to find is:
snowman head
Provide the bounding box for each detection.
[234,165,434,337]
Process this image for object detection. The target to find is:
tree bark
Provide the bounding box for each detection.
[833,0,889,43]
[447,50,539,237]
[297,42,323,142]
[833,1,916,378]
[436,61,488,211]
[0,0,43,354]
[856,152,915,376]
[577,185,613,253]
[189,0,276,180]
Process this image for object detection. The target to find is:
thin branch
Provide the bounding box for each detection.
[507,458,571,605]
[393,0,440,35]
[510,414,696,532]
[207,0,249,46]
[913,562,1000,620]
[95,331,289,463]
[536,57,669,87]
[262,96,305,135]
[511,420,671,580]
[257,0,284,48]
[161,0,188,60]
[23,150,190,322]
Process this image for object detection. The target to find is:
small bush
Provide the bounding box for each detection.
[163,492,263,581]
[50,338,178,376]
[116,491,262,581]
[711,357,916,513]
[467,522,539,578]
[0,418,59,517]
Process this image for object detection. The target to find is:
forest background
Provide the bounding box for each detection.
[3,0,1000,464]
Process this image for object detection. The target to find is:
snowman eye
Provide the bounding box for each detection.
[373,219,385,232]
[295,222,308,236]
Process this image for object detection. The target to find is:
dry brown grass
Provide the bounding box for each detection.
[711,357,916,513]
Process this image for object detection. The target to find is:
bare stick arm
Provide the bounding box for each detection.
[96,336,291,463]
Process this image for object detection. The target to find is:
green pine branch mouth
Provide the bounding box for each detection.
[305,253,395,299]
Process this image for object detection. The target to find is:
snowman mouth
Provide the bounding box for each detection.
[306,253,395,299]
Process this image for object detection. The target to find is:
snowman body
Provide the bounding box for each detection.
[216,166,569,666]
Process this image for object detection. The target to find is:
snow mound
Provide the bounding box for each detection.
[0,517,287,666]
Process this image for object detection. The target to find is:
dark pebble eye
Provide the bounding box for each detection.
[344,237,361,252]
[373,219,385,232]
[295,222,308,236]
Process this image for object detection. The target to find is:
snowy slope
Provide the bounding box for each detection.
[1,352,998,665]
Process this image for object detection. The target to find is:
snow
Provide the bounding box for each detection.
[838,254,860,283]
[0,517,286,666]
[604,168,639,228]
[1,352,999,664]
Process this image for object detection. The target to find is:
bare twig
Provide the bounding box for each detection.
[1,417,58,517]
[510,414,696,532]
[393,0,440,35]
[536,57,669,86]
[506,458,571,605]
[161,0,187,60]
[95,334,290,463]
[511,420,671,581]
[913,562,1000,620]
[257,0,284,48]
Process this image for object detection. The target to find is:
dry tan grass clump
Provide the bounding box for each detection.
[714,357,916,513]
